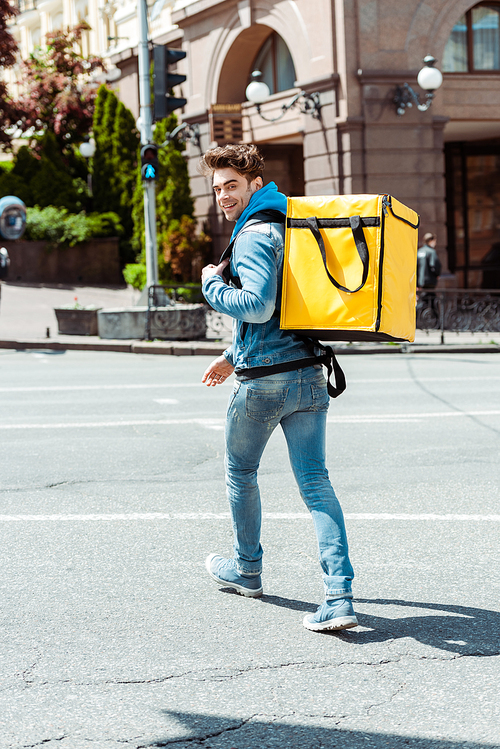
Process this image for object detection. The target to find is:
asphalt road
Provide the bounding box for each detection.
[1,349,499,749]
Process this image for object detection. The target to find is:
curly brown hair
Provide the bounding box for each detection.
[199,144,265,182]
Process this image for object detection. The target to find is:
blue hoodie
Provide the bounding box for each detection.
[202,181,312,371]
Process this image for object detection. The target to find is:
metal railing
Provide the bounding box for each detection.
[416,289,500,342]
[140,285,500,344]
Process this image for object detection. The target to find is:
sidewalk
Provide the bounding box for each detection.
[0,281,499,355]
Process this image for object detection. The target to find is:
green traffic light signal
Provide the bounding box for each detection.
[140,144,160,181]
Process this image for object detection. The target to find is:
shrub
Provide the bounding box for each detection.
[171,285,204,304]
[24,205,123,246]
[163,215,212,283]
[123,261,147,290]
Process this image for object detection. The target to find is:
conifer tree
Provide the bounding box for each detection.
[128,114,196,284]
[0,132,83,211]
[92,86,139,262]
[30,131,82,211]
[92,86,118,215]
[112,101,140,256]
[154,117,194,239]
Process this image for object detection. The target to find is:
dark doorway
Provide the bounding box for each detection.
[445,139,500,288]
[258,143,305,196]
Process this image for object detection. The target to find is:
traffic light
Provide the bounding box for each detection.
[140,143,160,182]
[153,45,187,120]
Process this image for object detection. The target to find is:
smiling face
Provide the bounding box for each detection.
[212,167,263,222]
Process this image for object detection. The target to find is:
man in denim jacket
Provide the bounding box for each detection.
[200,144,357,631]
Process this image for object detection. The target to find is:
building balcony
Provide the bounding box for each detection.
[15,0,37,12]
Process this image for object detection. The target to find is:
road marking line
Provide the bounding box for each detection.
[329,410,500,423]
[1,376,499,393]
[1,410,499,430]
[0,513,498,522]
[0,383,211,393]
[0,418,226,430]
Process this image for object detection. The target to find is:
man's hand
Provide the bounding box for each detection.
[202,355,235,387]
[201,258,229,285]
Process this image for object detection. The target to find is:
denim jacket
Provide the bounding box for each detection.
[202,215,313,372]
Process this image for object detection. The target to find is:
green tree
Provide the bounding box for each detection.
[128,114,196,286]
[154,117,194,244]
[112,102,141,263]
[0,132,85,211]
[92,86,119,214]
[30,131,82,211]
[5,24,104,153]
[91,86,140,263]
[0,0,19,148]
[0,146,37,204]
[164,215,211,283]
[0,23,102,210]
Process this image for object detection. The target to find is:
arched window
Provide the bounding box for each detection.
[252,32,296,94]
[443,3,500,71]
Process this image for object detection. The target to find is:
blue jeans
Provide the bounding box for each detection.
[224,366,354,600]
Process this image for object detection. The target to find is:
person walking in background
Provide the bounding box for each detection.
[417,233,442,290]
[199,144,357,632]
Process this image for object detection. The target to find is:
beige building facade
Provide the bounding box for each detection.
[133,0,500,290]
[7,0,500,288]
[163,0,500,289]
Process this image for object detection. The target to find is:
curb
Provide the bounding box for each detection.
[1,338,499,356]
[0,338,227,356]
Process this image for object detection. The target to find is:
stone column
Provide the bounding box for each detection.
[184,114,228,262]
[300,74,340,196]
[354,71,449,271]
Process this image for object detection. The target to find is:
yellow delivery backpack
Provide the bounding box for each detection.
[281,194,419,342]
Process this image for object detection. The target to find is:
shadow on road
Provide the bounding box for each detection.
[348,598,500,656]
[255,593,500,656]
[144,711,496,748]
[216,589,499,656]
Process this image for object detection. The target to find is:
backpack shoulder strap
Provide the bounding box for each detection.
[218,210,286,285]
[298,336,347,399]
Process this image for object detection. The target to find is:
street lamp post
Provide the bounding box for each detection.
[137,0,158,291]
[79,136,96,202]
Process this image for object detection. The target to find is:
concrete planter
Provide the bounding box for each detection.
[98,304,207,340]
[54,307,101,336]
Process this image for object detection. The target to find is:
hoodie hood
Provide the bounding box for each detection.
[230,181,287,240]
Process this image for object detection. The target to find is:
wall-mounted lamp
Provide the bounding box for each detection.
[163,122,201,153]
[245,70,321,122]
[91,65,122,84]
[394,56,443,116]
